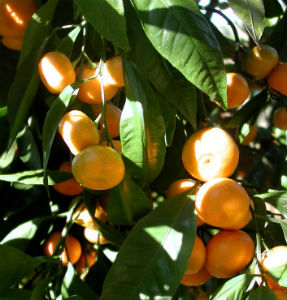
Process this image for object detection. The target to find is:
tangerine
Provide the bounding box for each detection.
[181,267,211,286]
[84,227,109,244]
[273,107,287,130]
[268,63,287,96]
[102,55,124,87]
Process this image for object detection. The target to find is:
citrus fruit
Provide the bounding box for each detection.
[102,55,124,87]
[205,230,254,278]
[58,110,100,156]
[84,227,109,244]
[273,107,287,130]
[241,124,258,145]
[182,127,239,182]
[195,178,250,228]
[268,63,287,96]
[38,51,76,94]
[53,161,83,196]
[244,45,279,80]
[273,289,287,300]
[76,249,98,277]
[72,145,125,190]
[43,232,82,266]
[181,267,211,286]
[226,72,249,109]
[1,36,22,50]
[102,139,122,154]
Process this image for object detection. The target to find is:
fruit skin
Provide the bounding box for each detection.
[1,36,22,50]
[43,232,82,266]
[181,267,211,286]
[92,103,122,138]
[205,230,255,279]
[166,179,204,227]
[53,161,83,196]
[58,110,101,156]
[226,72,249,109]
[261,246,287,290]
[77,64,119,104]
[72,145,125,190]
[273,107,287,130]
[0,0,37,38]
[195,178,250,228]
[76,249,98,278]
[273,289,287,300]
[244,45,279,80]
[268,63,287,96]
[183,235,206,276]
[241,124,258,145]
[102,139,122,154]
[38,51,76,94]
[84,227,109,244]
[102,56,124,87]
[182,127,239,182]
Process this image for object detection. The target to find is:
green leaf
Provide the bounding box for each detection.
[130,0,227,107]
[0,245,43,292]
[30,278,53,300]
[263,0,283,18]
[7,0,59,146]
[211,274,254,300]
[56,26,82,57]
[0,140,17,170]
[267,264,287,288]
[107,174,152,225]
[255,190,287,218]
[246,287,277,300]
[61,264,99,300]
[0,288,32,300]
[121,58,166,186]
[73,0,129,51]
[0,169,72,185]
[125,1,197,128]
[100,192,197,300]
[0,106,7,118]
[229,0,265,43]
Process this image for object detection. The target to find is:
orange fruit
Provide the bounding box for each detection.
[38,51,76,94]
[181,267,211,286]
[84,227,109,244]
[102,55,124,87]
[58,110,101,156]
[92,103,122,138]
[226,72,249,109]
[72,145,125,190]
[53,161,83,196]
[0,0,37,38]
[205,230,254,278]
[195,178,250,228]
[166,179,204,227]
[1,36,22,50]
[43,232,82,266]
[273,289,287,300]
[182,127,239,182]
[77,64,119,104]
[76,249,98,277]
[183,235,206,276]
[102,139,122,154]
[244,45,279,80]
[273,107,287,130]
[261,246,287,290]
[268,63,287,96]
[241,124,258,145]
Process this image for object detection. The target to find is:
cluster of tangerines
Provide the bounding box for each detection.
[165,126,287,298]
[0,0,37,50]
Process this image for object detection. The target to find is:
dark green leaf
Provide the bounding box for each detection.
[246,287,277,300]
[263,0,283,18]
[131,0,227,107]
[0,245,43,292]
[30,278,53,300]
[0,140,17,170]
[0,288,32,300]
[73,0,129,51]
[0,106,7,118]
[211,274,253,300]
[7,0,59,145]
[121,58,166,186]
[108,174,152,225]
[229,0,265,43]
[56,26,82,57]
[100,192,197,300]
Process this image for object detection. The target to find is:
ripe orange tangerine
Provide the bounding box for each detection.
[166,179,204,227]
[102,139,122,154]
[244,45,279,80]
[84,227,109,244]
[181,267,211,286]
[76,249,98,277]
[195,178,250,228]
[183,235,206,276]
[226,72,249,109]
[0,0,37,38]
[182,127,239,182]
[1,36,22,50]
[261,246,287,290]
[268,63,287,96]
[53,161,83,196]
[241,124,258,145]
[92,103,122,138]
[58,110,100,156]
[273,107,287,130]
[43,232,82,266]
[38,51,76,94]
[102,56,124,87]
[72,145,125,190]
[205,230,254,278]
[273,289,287,300]
[77,64,119,104]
